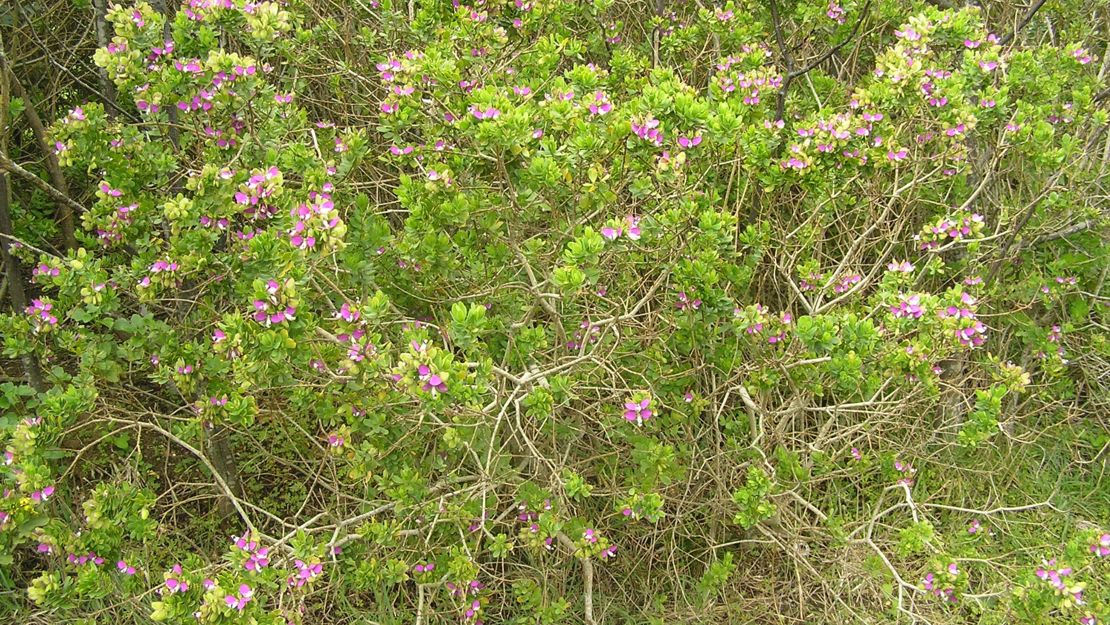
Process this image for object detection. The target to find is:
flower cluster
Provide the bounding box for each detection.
[1034,559,1086,608]
[233,534,270,572]
[234,166,283,219]
[163,564,189,594]
[894,458,916,485]
[631,116,664,146]
[224,583,254,611]
[938,291,987,348]
[25,299,59,332]
[921,562,959,602]
[917,213,985,249]
[600,215,642,241]
[251,279,297,327]
[289,189,346,250]
[890,294,923,319]
[1090,533,1110,558]
[288,559,324,587]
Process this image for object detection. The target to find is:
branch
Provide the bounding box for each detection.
[773,0,872,120]
[788,0,872,79]
[999,0,1049,46]
[557,532,596,625]
[103,416,264,538]
[0,151,87,216]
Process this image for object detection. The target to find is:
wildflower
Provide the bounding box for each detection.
[625,215,641,240]
[165,564,189,593]
[117,560,137,575]
[588,91,612,116]
[1091,533,1110,558]
[677,135,702,149]
[888,260,914,272]
[289,559,324,587]
[851,448,862,461]
[894,459,915,485]
[469,104,500,120]
[676,291,701,311]
[31,485,55,503]
[890,294,923,319]
[224,584,253,611]
[623,397,653,426]
[968,519,981,534]
[418,364,448,394]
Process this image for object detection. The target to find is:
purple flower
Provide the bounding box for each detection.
[677,135,702,149]
[1091,533,1110,557]
[890,294,923,319]
[588,91,611,116]
[469,104,500,120]
[418,365,448,394]
[623,397,653,425]
[117,560,136,575]
[225,584,253,611]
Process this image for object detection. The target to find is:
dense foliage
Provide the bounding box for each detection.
[1,0,1108,623]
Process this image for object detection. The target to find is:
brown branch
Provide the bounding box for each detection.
[4,72,78,249]
[773,0,872,121]
[999,0,1049,46]
[0,151,87,216]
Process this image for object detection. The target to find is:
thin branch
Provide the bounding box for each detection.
[999,0,1049,46]
[0,151,87,215]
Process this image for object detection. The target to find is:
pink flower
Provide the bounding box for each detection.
[469,104,500,120]
[225,584,253,611]
[890,294,923,319]
[117,560,136,575]
[588,91,611,116]
[623,398,653,425]
[677,135,702,149]
[1091,533,1110,557]
[625,215,641,240]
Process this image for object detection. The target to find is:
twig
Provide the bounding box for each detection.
[999,0,1049,46]
[0,151,87,216]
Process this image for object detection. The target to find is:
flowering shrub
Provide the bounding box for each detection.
[0,0,1107,624]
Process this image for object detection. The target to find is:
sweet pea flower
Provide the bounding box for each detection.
[890,294,923,319]
[1091,533,1110,557]
[623,397,653,425]
[677,135,702,149]
[418,364,448,394]
[225,584,253,611]
[31,485,55,503]
[587,91,611,116]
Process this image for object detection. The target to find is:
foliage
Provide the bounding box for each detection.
[0,0,1108,624]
